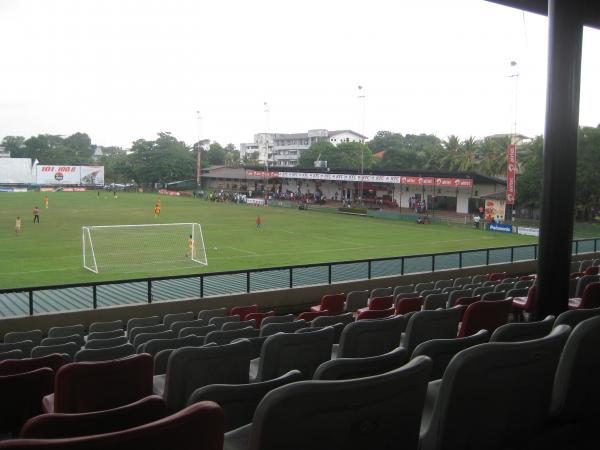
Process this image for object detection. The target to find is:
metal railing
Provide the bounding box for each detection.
[0,237,598,317]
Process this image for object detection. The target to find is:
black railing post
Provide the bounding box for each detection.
[200,276,204,298]
[328,264,332,284]
[29,290,33,316]
[92,285,97,309]
[431,255,435,272]
[246,272,251,293]
[368,261,372,279]
[401,257,405,275]
[595,239,598,253]
[510,247,514,263]
[486,249,490,266]
[575,240,579,255]
[147,280,152,304]
[534,245,538,260]
[289,268,293,288]
[459,252,463,269]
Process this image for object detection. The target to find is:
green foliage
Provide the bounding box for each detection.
[515,136,543,208]
[206,143,226,165]
[298,141,372,170]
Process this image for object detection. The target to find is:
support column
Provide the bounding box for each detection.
[535,0,584,318]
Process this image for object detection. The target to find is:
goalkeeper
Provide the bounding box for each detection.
[187,234,194,258]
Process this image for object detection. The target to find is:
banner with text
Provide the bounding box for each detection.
[36,165,81,185]
[506,144,516,205]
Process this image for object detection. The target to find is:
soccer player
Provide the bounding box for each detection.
[187,234,194,258]
[256,215,261,230]
[15,216,21,236]
[32,206,40,223]
[154,203,161,219]
[43,195,49,209]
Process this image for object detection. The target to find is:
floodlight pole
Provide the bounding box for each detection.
[358,86,366,206]
[196,111,202,189]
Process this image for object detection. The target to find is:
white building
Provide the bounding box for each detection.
[240,129,367,167]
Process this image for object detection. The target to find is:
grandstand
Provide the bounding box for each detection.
[1,1,600,449]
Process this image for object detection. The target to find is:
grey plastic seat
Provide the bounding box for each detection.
[419,325,571,450]
[423,293,449,310]
[153,339,252,412]
[3,330,42,347]
[411,329,490,380]
[48,324,85,338]
[481,291,506,301]
[74,343,136,362]
[554,307,600,329]
[0,340,34,357]
[260,320,307,337]
[85,336,128,349]
[224,356,432,450]
[188,370,303,432]
[170,319,206,336]
[223,320,257,331]
[209,315,241,329]
[393,284,415,297]
[134,330,175,351]
[338,315,405,359]
[41,334,85,348]
[87,330,125,341]
[31,342,79,360]
[593,258,600,267]
[420,289,441,298]
[401,307,465,354]
[126,316,161,337]
[179,324,217,338]
[569,277,579,298]
[0,349,24,361]
[579,259,593,272]
[472,274,490,284]
[344,290,369,312]
[490,315,555,342]
[482,280,499,287]
[574,274,600,297]
[232,336,267,360]
[261,314,295,327]
[141,335,204,357]
[453,276,471,287]
[370,287,393,300]
[446,289,472,308]
[314,346,408,380]
[254,326,335,381]
[570,260,582,273]
[205,327,259,346]
[394,292,421,304]
[197,307,228,321]
[433,279,453,290]
[415,282,435,294]
[442,286,461,294]
[129,324,166,344]
[163,312,194,329]
[502,277,519,284]
[514,280,534,290]
[472,286,495,297]
[312,313,354,328]
[494,282,515,293]
[504,287,529,299]
[88,320,123,334]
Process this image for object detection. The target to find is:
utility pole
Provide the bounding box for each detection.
[358,85,366,206]
[196,111,202,189]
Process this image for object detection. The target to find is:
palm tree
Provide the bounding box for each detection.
[439,135,461,170]
[455,136,479,172]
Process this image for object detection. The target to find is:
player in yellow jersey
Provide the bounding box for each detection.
[43,195,49,209]
[154,204,161,219]
[187,234,194,258]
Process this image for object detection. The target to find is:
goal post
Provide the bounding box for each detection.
[82,223,208,274]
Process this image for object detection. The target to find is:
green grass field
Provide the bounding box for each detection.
[0,191,541,289]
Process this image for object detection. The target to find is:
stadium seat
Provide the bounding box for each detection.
[488,271,507,281]
[310,293,345,315]
[0,353,67,376]
[462,283,481,291]
[313,346,408,381]
[197,307,228,321]
[209,316,241,329]
[423,293,449,310]
[222,320,257,331]
[260,314,295,326]
[419,325,571,450]
[395,296,424,315]
[44,353,153,413]
[163,312,194,329]
[188,370,303,432]
[480,291,506,302]
[394,292,422,303]
[311,313,354,339]
[554,307,600,329]
[454,295,481,306]
[356,295,393,315]
[169,319,206,335]
[141,335,203,357]
[411,329,489,380]
[297,310,329,321]
[178,324,217,338]
[512,285,537,320]
[126,316,161,337]
[84,336,128,349]
[129,324,166,344]
[504,287,529,300]
[573,274,599,298]
[482,280,499,287]
[224,356,432,450]
[392,284,415,296]
[338,315,405,358]
[453,276,471,287]
[472,286,494,297]
[446,289,472,307]
[490,315,555,342]
[133,330,175,351]
[584,265,599,276]
[571,260,583,273]
[232,336,267,359]
[31,343,78,361]
[0,350,24,361]
[518,274,536,282]
[401,307,465,354]
[0,341,34,358]
[87,330,124,341]
[48,325,85,339]
[253,327,334,381]
[230,305,258,320]
[245,311,275,327]
[3,330,42,347]
[88,320,123,334]
[369,287,393,300]
[259,320,307,337]
[20,395,167,439]
[74,343,136,362]
[41,335,85,348]
[356,308,395,320]
[0,401,224,450]
[457,298,512,337]
[472,274,490,284]
[570,271,585,280]
[204,327,259,346]
[415,282,435,293]
[154,340,252,413]
[344,290,369,312]
[514,279,534,289]
[569,282,600,309]
[494,282,515,293]
[433,279,453,290]
[0,368,54,435]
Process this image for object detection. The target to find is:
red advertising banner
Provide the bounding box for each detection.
[506,144,517,205]
[246,170,279,178]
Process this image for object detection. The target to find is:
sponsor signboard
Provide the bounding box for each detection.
[485,199,506,223]
[517,226,540,237]
[489,223,513,233]
[36,166,81,185]
[246,198,265,206]
[61,187,87,192]
[506,144,516,205]
[80,166,104,186]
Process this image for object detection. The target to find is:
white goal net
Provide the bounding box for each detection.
[82,223,208,274]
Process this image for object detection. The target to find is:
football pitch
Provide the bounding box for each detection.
[0,191,539,289]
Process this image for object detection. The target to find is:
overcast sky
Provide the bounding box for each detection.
[1,0,599,149]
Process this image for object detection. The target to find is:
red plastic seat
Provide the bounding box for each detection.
[43,354,153,414]
[21,395,166,439]
[518,275,536,281]
[457,299,513,337]
[0,368,54,435]
[568,282,600,310]
[455,296,481,307]
[298,311,330,321]
[488,272,507,282]
[230,305,258,320]
[584,266,600,276]
[245,311,275,327]
[0,354,66,376]
[310,293,345,315]
[0,401,224,450]
[356,296,394,315]
[394,297,424,315]
[512,285,537,314]
[570,271,584,279]
[356,308,395,320]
